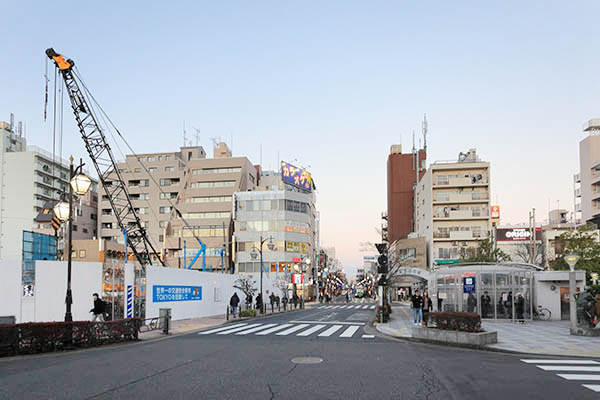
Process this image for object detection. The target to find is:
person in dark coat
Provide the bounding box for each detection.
[292,293,299,309]
[467,293,477,313]
[229,293,240,318]
[246,294,253,309]
[90,293,106,322]
[515,293,525,321]
[411,290,424,326]
[269,293,276,312]
[481,291,491,318]
[255,293,263,312]
[422,292,433,326]
[282,296,289,311]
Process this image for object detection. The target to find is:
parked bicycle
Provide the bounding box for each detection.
[532,305,551,320]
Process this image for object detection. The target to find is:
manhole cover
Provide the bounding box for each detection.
[291,357,323,364]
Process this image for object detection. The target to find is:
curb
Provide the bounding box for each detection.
[374,322,599,359]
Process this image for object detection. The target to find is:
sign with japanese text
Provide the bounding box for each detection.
[491,205,500,219]
[281,161,312,192]
[152,285,202,302]
[292,273,303,284]
[463,277,476,294]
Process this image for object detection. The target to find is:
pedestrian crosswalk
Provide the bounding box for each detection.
[199,322,374,340]
[521,359,600,393]
[317,305,376,310]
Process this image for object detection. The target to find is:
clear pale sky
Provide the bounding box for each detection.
[2,2,600,275]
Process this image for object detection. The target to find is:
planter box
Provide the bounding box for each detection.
[411,326,497,347]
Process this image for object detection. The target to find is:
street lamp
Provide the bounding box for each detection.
[564,253,580,333]
[54,157,91,323]
[250,235,273,314]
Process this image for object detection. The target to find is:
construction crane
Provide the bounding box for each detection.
[45,48,165,268]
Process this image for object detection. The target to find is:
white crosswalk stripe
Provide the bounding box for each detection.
[362,305,369,309]
[297,324,326,336]
[217,324,262,335]
[369,306,376,309]
[199,323,248,335]
[521,359,600,393]
[236,324,277,335]
[339,325,360,338]
[582,384,600,392]
[319,325,343,337]
[255,324,293,335]
[277,324,310,336]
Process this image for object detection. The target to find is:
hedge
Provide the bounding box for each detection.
[0,318,140,357]
[426,312,482,333]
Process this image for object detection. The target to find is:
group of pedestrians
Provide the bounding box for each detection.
[229,292,301,318]
[410,289,432,326]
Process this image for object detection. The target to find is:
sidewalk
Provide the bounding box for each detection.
[139,302,318,340]
[376,304,600,357]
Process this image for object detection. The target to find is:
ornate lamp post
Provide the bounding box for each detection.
[53,157,91,323]
[250,235,274,313]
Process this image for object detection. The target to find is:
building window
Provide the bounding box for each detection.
[186,196,232,203]
[190,181,236,189]
[160,192,178,200]
[149,167,157,173]
[249,174,255,183]
[159,221,168,228]
[159,206,172,214]
[192,167,241,175]
[181,212,230,220]
[83,228,88,234]
[73,225,78,232]
[165,166,175,172]
[79,250,86,258]
[139,193,150,200]
[134,168,141,173]
[159,234,164,242]
[160,178,179,186]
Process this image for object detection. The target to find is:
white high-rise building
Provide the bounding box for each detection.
[0,116,98,261]
[415,148,491,268]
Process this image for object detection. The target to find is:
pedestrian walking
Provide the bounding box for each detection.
[282,296,288,311]
[246,294,253,310]
[515,293,525,322]
[422,291,432,326]
[481,291,491,318]
[255,293,263,313]
[275,295,280,311]
[411,290,423,326]
[90,293,106,322]
[269,293,276,313]
[292,293,299,309]
[467,293,477,313]
[229,292,240,318]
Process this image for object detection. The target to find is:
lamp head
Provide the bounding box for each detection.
[53,201,70,221]
[71,173,92,196]
[250,248,258,260]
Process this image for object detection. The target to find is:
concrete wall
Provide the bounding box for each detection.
[0,260,21,321]
[533,270,586,321]
[145,266,280,321]
[34,260,103,322]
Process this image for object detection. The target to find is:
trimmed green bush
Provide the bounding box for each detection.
[427,312,482,333]
[240,309,257,318]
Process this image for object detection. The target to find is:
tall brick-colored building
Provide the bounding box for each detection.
[387,145,426,243]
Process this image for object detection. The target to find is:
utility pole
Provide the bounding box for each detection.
[528,208,536,264]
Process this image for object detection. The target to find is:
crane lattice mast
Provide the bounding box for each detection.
[46,48,165,268]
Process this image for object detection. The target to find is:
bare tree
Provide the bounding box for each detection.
[233,276,257,302]
[274,276,289,298]
[513,242,544,265]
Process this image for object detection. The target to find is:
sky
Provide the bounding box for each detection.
[2,1,600,277]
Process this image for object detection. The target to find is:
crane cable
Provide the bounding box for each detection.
[71,68,212,256]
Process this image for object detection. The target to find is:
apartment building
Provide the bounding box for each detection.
[415,148,491,267]
[233,169,318,276]
[575,119,600,226]
[99,142,258,271]
[0,116,98,260]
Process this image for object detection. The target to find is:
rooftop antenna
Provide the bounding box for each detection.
[183,120,187,147]
[192,127,201,146]
[10,113,14,132]
[422,113,428,153]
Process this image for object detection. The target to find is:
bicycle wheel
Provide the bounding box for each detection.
[538,308,551,321]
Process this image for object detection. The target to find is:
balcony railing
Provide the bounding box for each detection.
[433,192,489,203]
[434,209,489,219]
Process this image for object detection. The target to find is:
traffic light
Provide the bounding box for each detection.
[377,254,388,274]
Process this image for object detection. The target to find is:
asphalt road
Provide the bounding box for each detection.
[1,299,598,400]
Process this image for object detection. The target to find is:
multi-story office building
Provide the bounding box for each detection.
[0,115,98,260]
[576,119,600,226]
[387,144,426,243]
[415,148,491,267]
[99,142,258,271]
[233,169,318,278]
